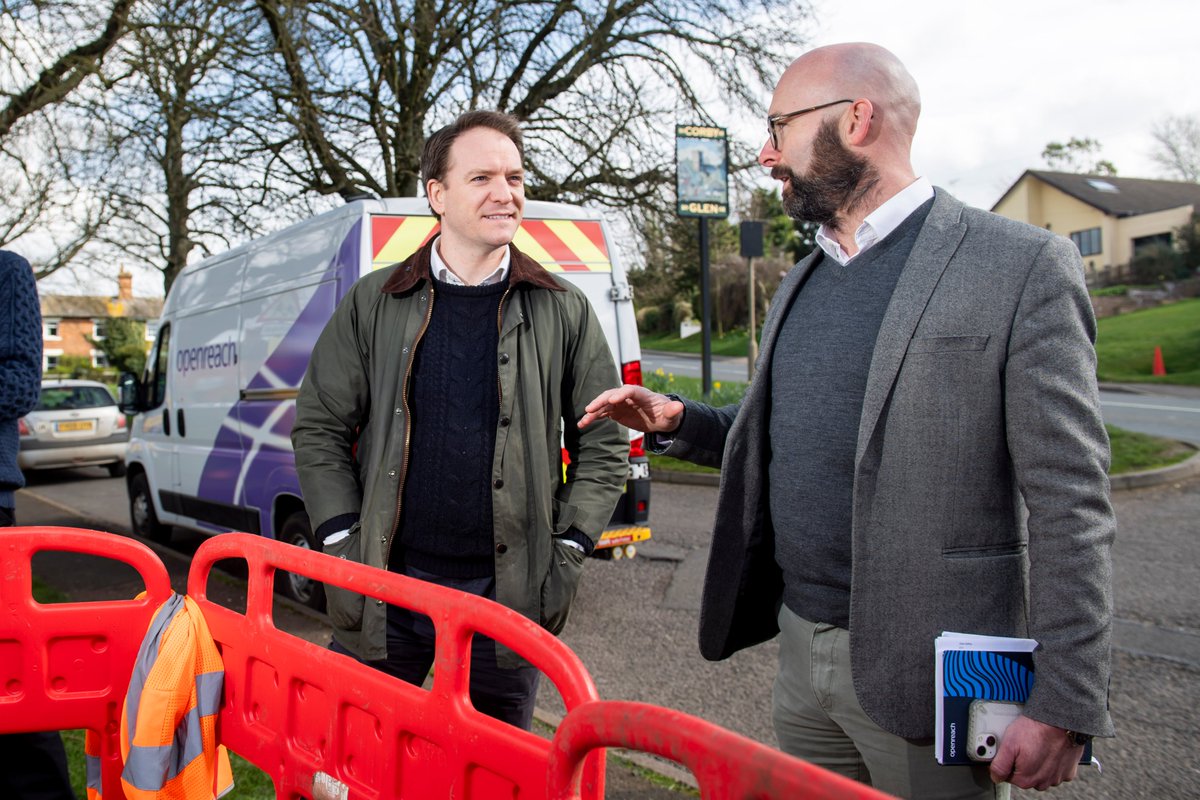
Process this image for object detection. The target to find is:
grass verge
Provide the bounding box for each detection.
[1107,425,1195,474]
[640,330,752,358]
[1095,297,1200,385]
[61,728,277,799]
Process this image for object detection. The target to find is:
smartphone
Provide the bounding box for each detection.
[966,700,1023,761]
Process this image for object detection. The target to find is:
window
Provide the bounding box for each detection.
[93,319,108,340]
[1085,179,1119,193]
[148,323,170,408]
[45,353,61,371]
[1070,228,1102,257]
[92,351,109,368]
[36,385,116,411]
[44,319,61,338]
[1133,232,1172,254]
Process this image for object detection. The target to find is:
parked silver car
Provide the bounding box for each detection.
[18,379,129,476]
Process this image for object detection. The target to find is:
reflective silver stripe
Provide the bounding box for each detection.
[86,752,102,797]
[122,672,223,791]
[124,592,185,756]
[196,669,224,717]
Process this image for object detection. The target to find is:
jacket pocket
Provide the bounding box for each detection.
[323,523,366,631]
[942,541,1027,558]
[907,335,990,354]
[552,497,579,535]
[540,538,586,635]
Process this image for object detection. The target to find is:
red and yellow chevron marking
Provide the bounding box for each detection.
[371,216,439,270]
[371,215,612,273]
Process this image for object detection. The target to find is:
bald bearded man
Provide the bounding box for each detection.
[581,43,1114,798]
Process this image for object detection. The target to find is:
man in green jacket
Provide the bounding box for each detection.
[292,110,627,729]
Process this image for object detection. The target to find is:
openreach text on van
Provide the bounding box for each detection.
[176,341,237,374]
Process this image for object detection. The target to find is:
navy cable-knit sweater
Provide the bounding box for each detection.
[0,251,43,508]
[393,276,505,578]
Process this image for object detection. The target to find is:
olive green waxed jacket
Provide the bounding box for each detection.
[292,240,627,663]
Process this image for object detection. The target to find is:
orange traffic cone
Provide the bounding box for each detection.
[1152,346,1166,377]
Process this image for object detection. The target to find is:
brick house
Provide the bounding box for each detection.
[39,269,164,372]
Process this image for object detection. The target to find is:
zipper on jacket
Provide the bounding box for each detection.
[496,286,511,409]
[385,284,435,568]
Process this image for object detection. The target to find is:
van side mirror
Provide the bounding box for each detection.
[117,371,144,414]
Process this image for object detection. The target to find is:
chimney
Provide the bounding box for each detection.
[117,268,133,300]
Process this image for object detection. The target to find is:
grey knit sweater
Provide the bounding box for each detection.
[768,202,931,628]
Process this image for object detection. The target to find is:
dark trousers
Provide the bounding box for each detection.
[1,506,77,800]
[330,565,541,730]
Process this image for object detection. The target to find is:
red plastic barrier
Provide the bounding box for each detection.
[547,700,898,800]
[188,532,604,800]
[0,527,174,800]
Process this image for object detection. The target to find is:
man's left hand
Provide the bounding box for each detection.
[989,716,1083,790]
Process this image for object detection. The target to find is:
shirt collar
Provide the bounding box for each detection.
[815,176,934,265]
[430,235,511,286]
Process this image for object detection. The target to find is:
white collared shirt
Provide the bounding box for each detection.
[814,177,934,265]
[430,235,511,285]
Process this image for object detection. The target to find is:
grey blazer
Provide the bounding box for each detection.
[666,189,1116,740]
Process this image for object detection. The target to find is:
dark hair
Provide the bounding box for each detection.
[420,110,524,190]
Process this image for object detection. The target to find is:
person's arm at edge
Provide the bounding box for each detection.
[0,252,43,419]
[991,233,1115,789]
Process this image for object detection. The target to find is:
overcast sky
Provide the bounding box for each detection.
[785,0,1199,209]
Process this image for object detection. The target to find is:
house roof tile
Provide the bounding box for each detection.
[997,171,1200,218]
[41,294,164,320]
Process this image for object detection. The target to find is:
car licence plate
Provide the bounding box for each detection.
[55,420,95,433]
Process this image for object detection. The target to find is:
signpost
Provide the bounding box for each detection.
[676,124,729,397]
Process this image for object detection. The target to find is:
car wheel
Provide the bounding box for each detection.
[279,511,326,611]
[107,461,127,478]
[129,472,171,544]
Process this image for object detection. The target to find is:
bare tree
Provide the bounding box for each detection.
[0,0,134,138]
[249,0,811,211]
[1150,114,1200,183]
[89,0,322,293]
[0,0,135,279]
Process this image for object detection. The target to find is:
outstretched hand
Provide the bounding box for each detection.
[578,384,685,434]
[989,716,1083,790]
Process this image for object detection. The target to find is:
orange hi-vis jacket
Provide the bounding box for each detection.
[87,593,233,800]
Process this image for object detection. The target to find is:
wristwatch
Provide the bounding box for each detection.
[1065,730,1093,747]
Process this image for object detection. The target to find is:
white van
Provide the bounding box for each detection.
[118,198,651,607]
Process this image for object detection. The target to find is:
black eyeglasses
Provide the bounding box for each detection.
[766,99,853,149]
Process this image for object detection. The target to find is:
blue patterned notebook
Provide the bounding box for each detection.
[935,632,1093,766]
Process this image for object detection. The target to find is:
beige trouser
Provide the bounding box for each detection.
[772,605,1010,800]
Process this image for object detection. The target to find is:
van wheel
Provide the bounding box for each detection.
[129,472,171,544]
[279,511,326,611]
[107,461,127,478]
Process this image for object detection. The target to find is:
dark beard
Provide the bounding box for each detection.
[775,118,878,231]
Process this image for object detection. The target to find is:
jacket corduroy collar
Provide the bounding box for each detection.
[379,238,564,295]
